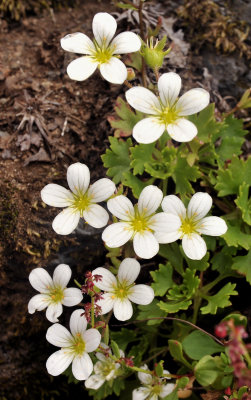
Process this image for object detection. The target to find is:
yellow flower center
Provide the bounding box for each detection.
[70,333,86,355]
[158,107,179,125]
[113,282,130,299]
[71,192,92,216]
[129,206,152,234]
[49,286,64,303]
[180,217,198,236]
[91,41,115,64]
[151,385,162,396]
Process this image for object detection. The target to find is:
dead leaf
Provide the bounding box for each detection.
[24,148,50,165]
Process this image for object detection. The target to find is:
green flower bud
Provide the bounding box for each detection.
[141,36,171,69]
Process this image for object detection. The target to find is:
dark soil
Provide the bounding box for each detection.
[0,0,250,399]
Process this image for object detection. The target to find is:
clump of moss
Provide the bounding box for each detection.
[0,0,76,21]
[177,0,250,59]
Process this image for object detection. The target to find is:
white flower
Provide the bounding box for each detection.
[102,185,181,259]
[28,264,83,323]
[46,309,101,380]
[85,343,124,390]
[133,364,175,400]
[160,192,228,260]
[41,162,116,235]
[92,258,154,321]
[60,12,141,84]
[125,72,210,143]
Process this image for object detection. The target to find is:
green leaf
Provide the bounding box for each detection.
[211,246,236,274]
[222,313,247,327]
[176,377,190,389]
[137,299,166,325]
[158,299,192,314]
[155,360,164,377]
[194,355,220,386]
[215,156,251,196]
[168,340,192,369]
[232,250,251,284]
[110,328,137,351]
[223,220,251,250]
[185,252,210,272]
[113,379,125,397]
[111,340,121,358]
[108,97,143,137]
[116,2,138,10]
[162,388,178,400]
[172,156,200,196]
[182,331,223,360]
[189,104,220,143]
[144,147,177,180]
[200,283,238,314]
[235,182,251,225]
[213,115,248,163]
[150,263,173,296]
[122,172,154,198]
[130,143,155,175]
[102,137,132,184]
[159,243,184,275]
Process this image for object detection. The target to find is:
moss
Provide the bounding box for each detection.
[0,0,76,21]
[177,0,250,59]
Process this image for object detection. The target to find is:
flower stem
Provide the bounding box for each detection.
[91,295,95,328]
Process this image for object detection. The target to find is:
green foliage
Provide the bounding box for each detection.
[232,250,251,284]
[150,263,173,296]
[108,97,143,138]
[102,137,131,184]
[168,340,192,369]
[182,330,223,360]
[200,283,238,314]
[215,156,251,196]
[137,299,166,325]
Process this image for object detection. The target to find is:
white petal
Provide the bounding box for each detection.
[41,184,73,207]
[176,88,210,116]
[92,12,117,47]
[197,216,227,236]
[111,31,141,54]
[138,185,163,216]
[158,72,181,107]
[46,323,72,347]
[60,32,95,54]
[62,288,83,306]
[96,293,115,314]
[29,267,52,293]
[53,264,71,288]
[28,294,50,313]
[83,329,101,353]
[162,195,186,218]
[182,233,207,260]
[133,231,159,259]
[149,213,181,233]
[87,178,116,203]
[128,284,154,305]
[70,309,87,336]
[52,208,80,235]
[52,207,80,235]
[160,383,175,398]
[133,118,165,144]
[107,195,134,221]
[126,87,161,115]
[167,118,197,142]
[154,230,181,244]
[67,162,90,194]
[72,352,93,380]
[67,56,98,81]
[46,350,74,376]
[118,258,141,285]
[85,374,105,389]
[46,303,63,323]
[91,267,117,291]
[113,298,133,321]
[138,365,153,385]
[187,192,212,220]
[83,204,109,228]
[133,387,151,400]
[102,222,133,248]
[100,57,127,84]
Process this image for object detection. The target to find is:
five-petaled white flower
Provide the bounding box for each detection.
[92,258,154,321]
[46,309,101,380]
[28,264,83,323]
[102,185,181,259]
[60,12,141,84]
[85,343,124,390]
[159,192,228,260]
[41,162,116,235]
[125,72,210,144]
[133,364,175,400]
